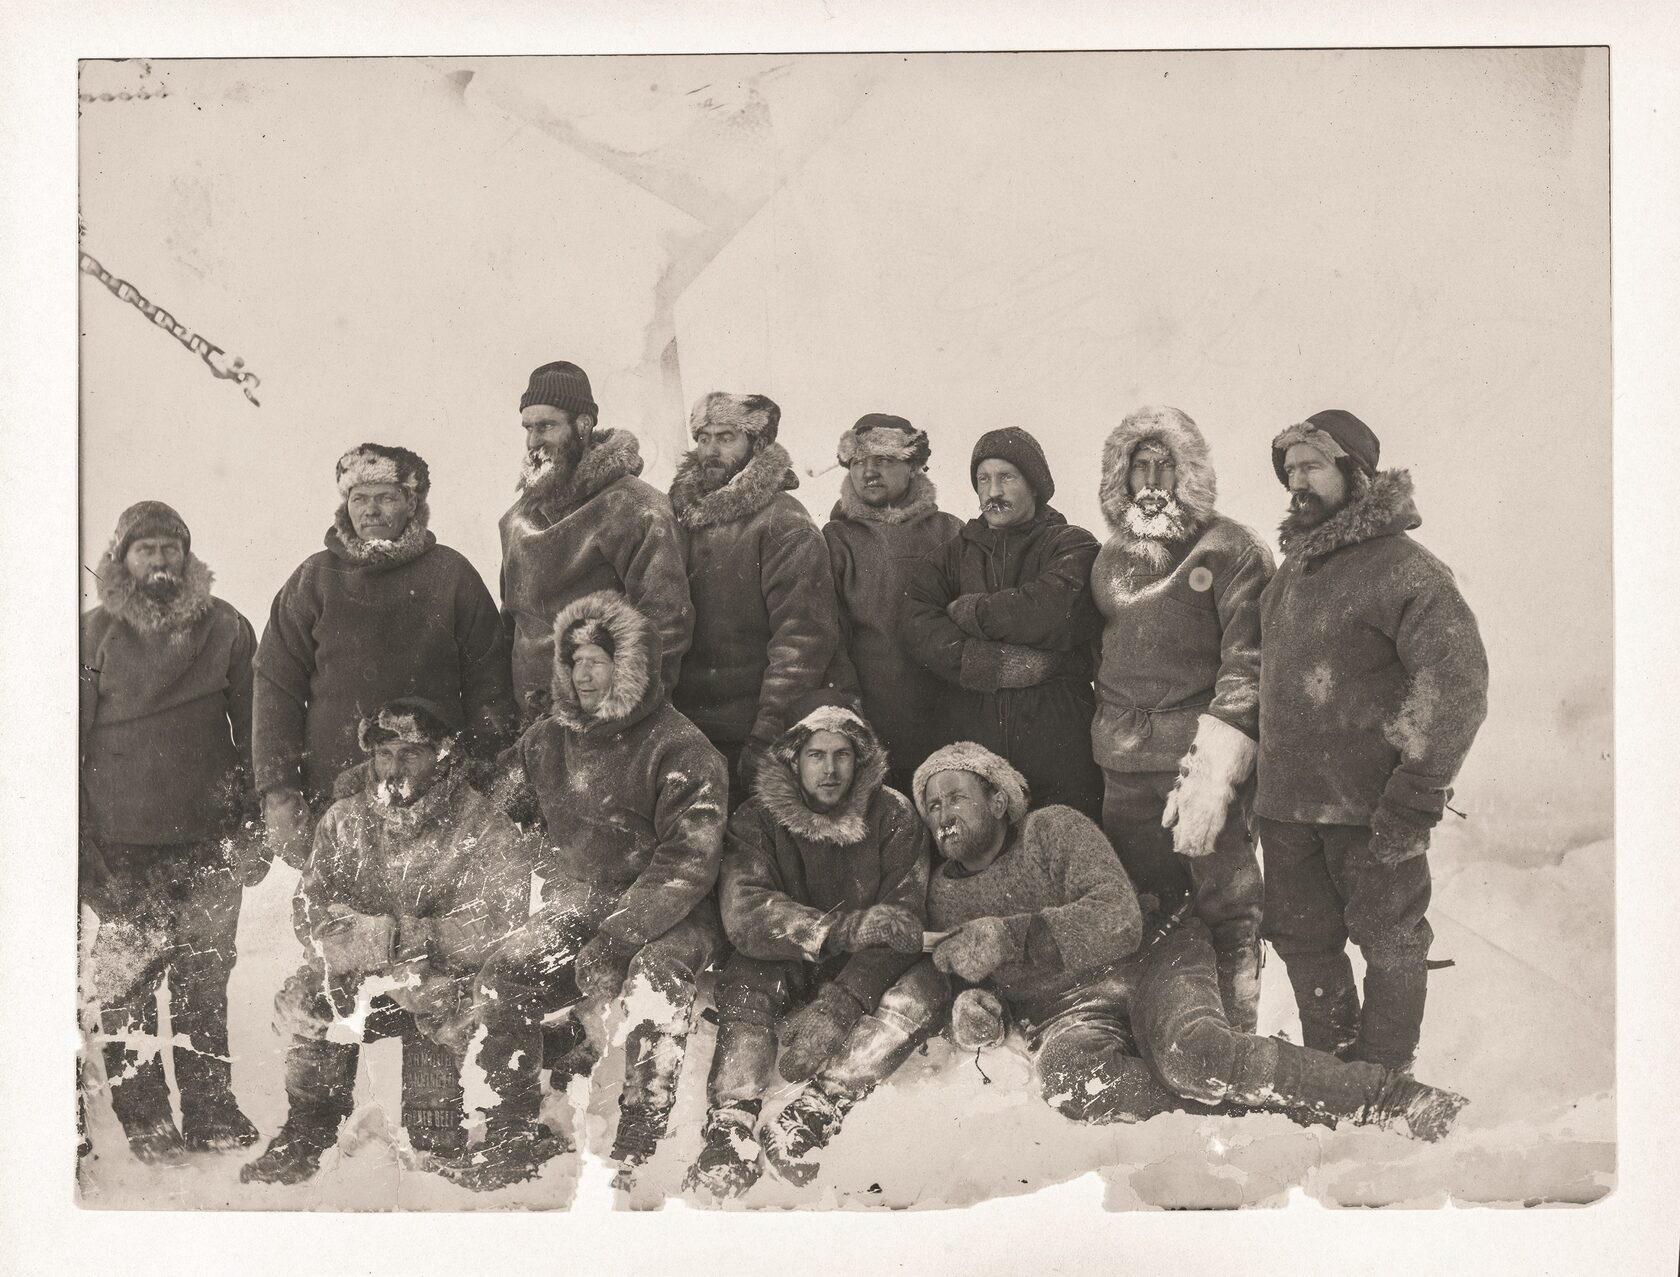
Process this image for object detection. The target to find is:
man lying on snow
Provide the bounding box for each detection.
[471,591,729,1193]
[913,742,1468,1140]
[242,698,533,1187]
[686,693,947,1197]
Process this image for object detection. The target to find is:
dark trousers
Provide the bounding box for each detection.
[1100,768,1263,1030]
[84,840,243,1134]
[1255,817,1433,1071]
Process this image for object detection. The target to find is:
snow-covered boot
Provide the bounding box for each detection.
[176,1052,259,1152]
[608,1018,688,1188]
[239,1102,350,1185]
[1279,950,1360,1057]
[103,1046,187,1166]
[1352,957,1428,1074]
[684,1100,764,1199]
[1366,1073,1467,1142]
[762,1080,856,1187]
[442,1117,570,1193]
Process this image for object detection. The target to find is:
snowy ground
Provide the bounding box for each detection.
[77,820,1613,1212]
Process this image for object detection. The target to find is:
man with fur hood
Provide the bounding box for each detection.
[1090,406,1274,1032]
[80,501,266,1163]
[669,392,843,803]
[686,692,945,1197]
[241,697,534,1188]
[822,414,963,794]
[501,360,693,718]
[902,427,1105,819]
[914,743,1468,1141]
[255,444,517,869]
[473,591,729,1193]
[1258,410,1488,1074]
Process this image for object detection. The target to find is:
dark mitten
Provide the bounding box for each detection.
[1367,807,1432,865]
[574,932,640,1000]
[946,593,985,637]
[777,983,867,1082]
[931,916,1019,983]
[827,904,922,955]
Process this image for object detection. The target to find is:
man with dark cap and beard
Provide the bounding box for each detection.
[1089,406,1274,1032]
[80,501,268,1164]
[1257,409,1488,1074]
[500,360,693,720]
[901,426,1104,819]
[668,392,843,806]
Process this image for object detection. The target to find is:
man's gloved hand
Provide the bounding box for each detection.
[263,788,314,870]
[312,908,397,978]
[777,983,868,1082]
[946,593,986,638]
[574,932,640,1000]
[1367,805,1433,865]
[949,987,1008,1051]
[931,916,1019,983]
[826,904,922,955]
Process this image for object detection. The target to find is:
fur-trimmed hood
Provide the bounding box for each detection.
[547,589,664,732]
[752,704,889,847]
[831,471,943,526]
[94,549,215,634]
[1278,469,1419,562]
[327,501,436,570]
[1097,406,1219,534]
[669,442,799,531]
[518,427,646,518]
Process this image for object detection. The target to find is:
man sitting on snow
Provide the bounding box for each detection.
[471,591,728,1194]
[241,697,534,1187]
[914,742,1468,1140]
[686,693,946,1197]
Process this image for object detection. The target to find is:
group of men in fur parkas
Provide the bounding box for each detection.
[79,354,1488,1197]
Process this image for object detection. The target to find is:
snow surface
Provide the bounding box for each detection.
[78,821,1613,1211]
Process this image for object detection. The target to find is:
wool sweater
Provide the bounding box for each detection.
[925,805,1142,1009]
[499,429,693,714]
[507,591,728,947]
[296,770,532,974]
[254,511,517,805]
[721,708,931,1007]
[1257,470,1489,828]
[822,473,963,777]
[80,553,257,844]
[670,444,842,747]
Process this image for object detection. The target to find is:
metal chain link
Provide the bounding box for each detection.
[79,250,262,405]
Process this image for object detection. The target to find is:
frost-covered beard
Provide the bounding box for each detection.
[517,433,584,499]
[1119,489,1193,570]
[372,775,425,810]
[134,567,185,603]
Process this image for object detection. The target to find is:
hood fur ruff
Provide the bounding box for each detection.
[912,741,1029,826]
[1277,469,1419,562]
[669,441,799,530]
[833,471,942,525]
[548,590,660,730]
[328,501,435,568]
[518,427,645,510]
[95,550,215,634]
[1097,407,1219,535]
[754,704,889,846]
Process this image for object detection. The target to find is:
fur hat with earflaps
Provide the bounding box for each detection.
[689,392,782,446]
[835,413,931,470]
[911,741,1030,826]
[335,443,430,501]
[1270,409,1380,486]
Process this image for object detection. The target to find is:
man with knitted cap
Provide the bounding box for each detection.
[686,691,945,1197]
[822,413,962,795]
[913,742,1468,1141]
[1090,406,1274,1032]
[501,360,693,719]
[255,444,517,869]
[1258,409,1488,1073]
[902,426,1104,818]
[242,697,536,1189]
[668,391,842,805]
[81,501,265,1164]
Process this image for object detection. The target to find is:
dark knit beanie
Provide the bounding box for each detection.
[357,695,462,752]
[335,443,430,502]
[970,427,1054,503]
[520,361,598,418]
[111,500,191,560]
[1270,409,1380,486]
[835,413,932,470]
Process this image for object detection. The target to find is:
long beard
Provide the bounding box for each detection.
[1119,490,1193,564]
[518,435,584,498]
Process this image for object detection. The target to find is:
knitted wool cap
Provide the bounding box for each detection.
[335,443,430,501]
[357,695,461,753]
[689,391,781,444]
[520,361,598,418]
[835,412,932,470]
[1271,409,1380,485]
[970,427,1054,503]
[911,741,1030,826]
[109,500,191,560]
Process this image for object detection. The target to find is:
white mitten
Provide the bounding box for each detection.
[1162,714,1257,858]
